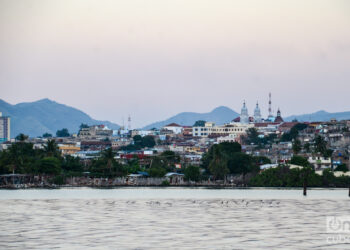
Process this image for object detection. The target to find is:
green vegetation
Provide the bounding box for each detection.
[335,164,348,172]
[184,165,201,182]
[79,123,89,130]
[314,135,333,157]
[292,139,302,154]
[243,128,277,146]
[250,165,350,188]
[42,133,52,138]
[193,120,206,127]
[280,123,308,142]
[202,142,262,180]
[56,128,70,137]
[121,135,156,150]
[15,133,28,141]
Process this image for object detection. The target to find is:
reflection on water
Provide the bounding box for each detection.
[0,188,349,249]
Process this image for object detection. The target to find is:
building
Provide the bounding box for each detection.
[254,102,262,123]
[193,122,253,138]
[274,109,284,123]
[59,144,81,156]
[308,155,332,170]
[79,125,113,139]
[0,112,10,143]
[240,101,249,124]
[163,123,183,134]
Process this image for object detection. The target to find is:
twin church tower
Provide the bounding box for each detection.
[238,93,283,124]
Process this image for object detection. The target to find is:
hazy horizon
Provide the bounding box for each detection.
[1,0,350,127]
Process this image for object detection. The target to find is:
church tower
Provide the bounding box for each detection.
[254,102,262,123]
[274,108,284,123]
[240,101,249,124]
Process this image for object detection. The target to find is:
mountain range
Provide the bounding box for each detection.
[1,98,350,138]
[144,108,350,129]
[0,99,120,138]
[284,110,350,122]
[143,106,239,129]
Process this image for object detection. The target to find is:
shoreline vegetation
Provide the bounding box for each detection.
[1,136,349,190]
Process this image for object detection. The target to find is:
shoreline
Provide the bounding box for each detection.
[1,185,349,190]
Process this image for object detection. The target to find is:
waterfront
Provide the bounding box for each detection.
[0,188,349,249]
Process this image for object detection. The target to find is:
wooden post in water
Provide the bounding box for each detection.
[348,185,350,197]
[303,180,307,196]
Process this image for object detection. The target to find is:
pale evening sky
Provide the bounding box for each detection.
[1,0,350,128]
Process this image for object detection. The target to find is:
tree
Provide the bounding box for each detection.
[292,139,302,154]
[44,139,60,157]
[335,164,348,172]
[142,135,156,148]
[37,157,61,175]
[15,133,28,142]
[253,156,271,165]
[227,152,259,175]
[193,120,206,127]
[245,128,260,145]
[280,123,308,142]
[304,143,311,153]
[101,148,115,173]
[184,165,201,182]
[133,135,142,146]
[132,135,155,149]
[56,128,70,137]
[202,142,242,175]
[290,155,311,168]
[42,133,52,138]
[79,123,89,130]
[209,147,228,180]
[62,155,84,173]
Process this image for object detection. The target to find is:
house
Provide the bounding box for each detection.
[308,155,332,170]
[59,144,81,156]
[163,123,183,134]
[165,172,185,184]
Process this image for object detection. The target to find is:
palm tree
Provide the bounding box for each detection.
[101,148,115,174]
[209,147,228,181]
[44,139,59,157]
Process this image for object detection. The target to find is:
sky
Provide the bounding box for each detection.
[1,0,350,128]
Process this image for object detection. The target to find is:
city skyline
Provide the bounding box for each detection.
[1,0,350,127]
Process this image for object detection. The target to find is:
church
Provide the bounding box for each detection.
[234,93,284,124]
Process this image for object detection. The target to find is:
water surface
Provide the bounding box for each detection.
[0,188,349,249]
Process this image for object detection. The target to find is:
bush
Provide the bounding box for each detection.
[184,165,201,182]
[50,175,66,185]
[161,180,170,186]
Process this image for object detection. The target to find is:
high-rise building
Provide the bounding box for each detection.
[0,112,10,143]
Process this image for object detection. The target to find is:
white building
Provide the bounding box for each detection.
[308,155,332,170]
[0,112,10,143]
[254,102,262,123]
[163,123,183,134]
[240,101,249,124]
[193,122,253,139]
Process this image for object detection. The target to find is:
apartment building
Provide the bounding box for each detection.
[0,112,10,143]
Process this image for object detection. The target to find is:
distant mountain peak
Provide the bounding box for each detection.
[0,98,119,137]
[143,106,239,129]
[211,106,232,112]
[314,110,328,114]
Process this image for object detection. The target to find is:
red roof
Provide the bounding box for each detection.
[165,123,182,127]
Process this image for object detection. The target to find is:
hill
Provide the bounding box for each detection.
[143,106,239,129]
[0,98,119,138]
[285,110,350,122]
